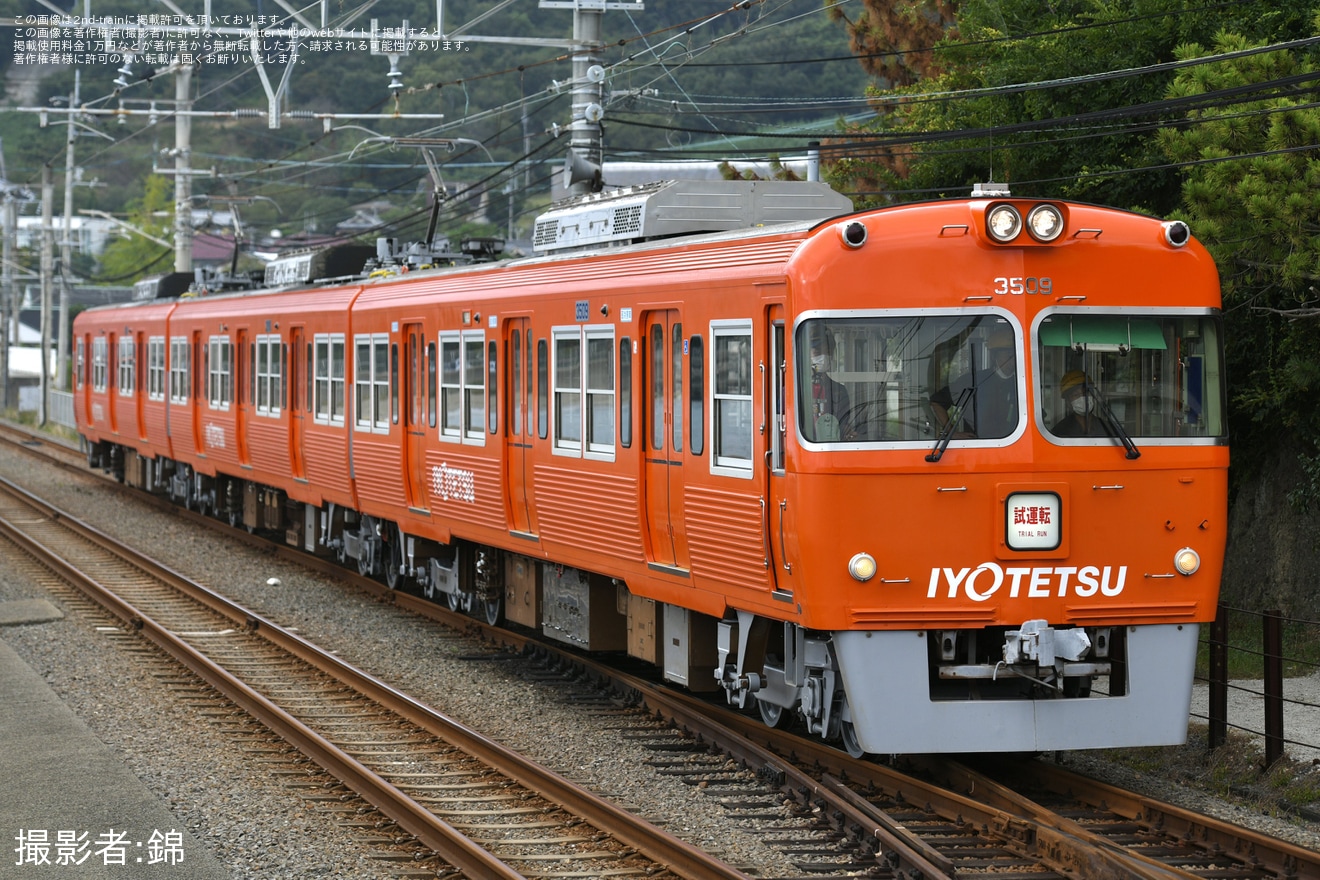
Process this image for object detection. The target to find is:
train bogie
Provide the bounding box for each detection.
[73,180,1227,756]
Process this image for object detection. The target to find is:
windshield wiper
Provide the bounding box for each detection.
[926,386,973,463]
[1088,382,1141,460]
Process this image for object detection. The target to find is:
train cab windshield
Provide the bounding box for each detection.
[1037,312,1226,443]
[795,311,1225,450]
[796,315,1021,446]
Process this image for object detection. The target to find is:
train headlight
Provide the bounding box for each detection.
[1026,204,1064,242]
[840,220,868,248]
[1174,547,1201,576]
[986,204,1022,242]
[848,553,877,582]
[1163,220,1191,248]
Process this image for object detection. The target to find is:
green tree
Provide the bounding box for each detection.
[1157,23,1320,487]
[96,175,174,283]
[826,0,1317,212]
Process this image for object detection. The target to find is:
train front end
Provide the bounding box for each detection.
[776,191,1226,755]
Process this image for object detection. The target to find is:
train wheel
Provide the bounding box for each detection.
[756,695,788,729]
[481,596,502,626]
[840,721,865,759]
[385,525,406,591]
[446,589,461,612]
[839,702,866,760]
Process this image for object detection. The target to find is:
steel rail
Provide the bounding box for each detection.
[943,756,1320,880]
[6,424,1312,879]
[0,475,753,880]
[0,482,526,880]
[576,659,1198,880]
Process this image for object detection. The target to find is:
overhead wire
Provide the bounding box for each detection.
[32,0,1316,244]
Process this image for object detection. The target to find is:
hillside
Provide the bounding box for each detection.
[0,0,871,255]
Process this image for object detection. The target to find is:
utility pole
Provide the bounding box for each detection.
[39,164,53,427]
[58,70,79,392]
[174,62,193,274]
[568,3,602,196]
[541,0,642,196]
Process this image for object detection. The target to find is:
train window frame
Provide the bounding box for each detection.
[551,326,582,455]
[75,338,84,390]
[92,337,107,392]
[711,320,754,477]
[689,334,705,456]
[552,324,616,461]
[438,329,487,446]
[649,324,664,451]
[510,330,523,436]
[791,309,1026,451]
[390,342,400,426]
[169,337,189,404]
[1033,307,1227,445]
[587,327,615,457]
[207,335,232,411]
[672,323,684,453]
[312,333,346,427]
[146,336,166,402]
[353,333,391,433]
[619,337,632,449]
[254,334,283,418]
[537,338,549,440]
[118,336,136,399]
[305,343,313,416]
[464,334,485,441]
[427,341,437,429]
[487,340,498,435]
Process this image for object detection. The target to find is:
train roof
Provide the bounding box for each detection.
[531,179,854,254]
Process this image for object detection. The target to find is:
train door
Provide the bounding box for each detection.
[191,330,204,456]
[643,309,690,573]
[402,323,429,512]
[765,306,792,598]
[504,318,534,536]
[75,334,87,429]
[235,328,250,465]
[107,331,120,434]
[290,327,307,481]
[134,331,147,439]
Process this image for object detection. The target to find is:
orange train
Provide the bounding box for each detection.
[74,180,1227,755]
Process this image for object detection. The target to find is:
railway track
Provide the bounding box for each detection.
[3,422,1318,879]
[0,471,750,880]
[540,655,1320,880]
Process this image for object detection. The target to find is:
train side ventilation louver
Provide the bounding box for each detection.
[532,179,854,254]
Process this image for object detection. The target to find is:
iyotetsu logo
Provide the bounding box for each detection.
[928,563,1127,602]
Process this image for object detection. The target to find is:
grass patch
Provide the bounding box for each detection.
[1196,614,1320,680]
[1102,724,1320,817]
[1,408,80,445]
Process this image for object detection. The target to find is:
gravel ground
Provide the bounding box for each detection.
[0,445,807,878]
[2,440,1318,879]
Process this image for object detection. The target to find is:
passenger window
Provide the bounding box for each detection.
[619,337,632,449]
[688,334,704,456]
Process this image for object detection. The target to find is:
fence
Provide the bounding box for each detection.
[1200,603,1320,766]
[49,390,75,429]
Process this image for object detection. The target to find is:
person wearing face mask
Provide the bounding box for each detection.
[1051,370,1110,437]
[932,324,1019,439]
[806,332,851,442]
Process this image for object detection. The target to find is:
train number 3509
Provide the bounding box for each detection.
[993,276,1053,295]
